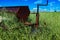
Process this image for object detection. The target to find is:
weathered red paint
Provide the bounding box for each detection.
[0,6,30,23]
[0,6,39,28]
[16,6,30,22]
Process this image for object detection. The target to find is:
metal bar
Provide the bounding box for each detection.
[37,0,48,6]
[35,0,48,28]
[35,5,39,28]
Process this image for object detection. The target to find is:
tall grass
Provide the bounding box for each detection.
[0,10,60,40]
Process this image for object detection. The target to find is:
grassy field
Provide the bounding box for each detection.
[0,10,60,40]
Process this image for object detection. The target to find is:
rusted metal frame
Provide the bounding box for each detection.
[23,0,48,28]
[24,0,48,27]
[35,0,48,28]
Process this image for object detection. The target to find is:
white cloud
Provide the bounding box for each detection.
[31,8,37,12]
[58,0,60,1]
[33,8,37,9]
[21,0,28,1]
[50,9,54,12]
[31,8,49,12]
[48,2,56,12]
[48,2,55,7]
[0,5,2,7]
[56,7,60,11]
[57,10,60,12]
[49,7,54,12]
[24,0,28,1]
[43,9,47,11]
[34,0,43,4]
[40,8,50,12]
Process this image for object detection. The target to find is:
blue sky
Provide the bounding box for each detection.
[0,0,60,12]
